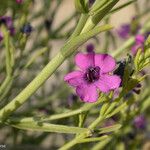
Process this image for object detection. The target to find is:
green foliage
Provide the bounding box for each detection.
[134,36,150,71]
[74,0,89,13]
[0,0,150,150]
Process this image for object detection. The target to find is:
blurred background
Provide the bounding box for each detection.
[0,0,150,150]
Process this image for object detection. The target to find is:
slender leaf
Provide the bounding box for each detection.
[10,121,90,134]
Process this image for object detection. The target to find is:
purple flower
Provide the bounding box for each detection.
[134,115,146,129]
[0,16,15,36]
[16,0,23,4]
[89,0,95,5]
[117,24,130,39]
[64,53,121,103]
[0,32,3,42]
[0,16,13,28]
[86,43,94,53]
[117,17,141,39]
[131,34,145,55]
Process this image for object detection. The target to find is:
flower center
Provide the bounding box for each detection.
[84,66,100,83]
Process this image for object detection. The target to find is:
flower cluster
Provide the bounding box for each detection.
[117,17,150,55]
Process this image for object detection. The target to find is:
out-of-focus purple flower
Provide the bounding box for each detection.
[0,16,15,36]
[134,115,146,129]
[131,34,145,55]
[117,24,130,39]
[89,0,95,5]
[64,52,121,103]
[86,43,94,53]
[21,23,33,35]
[9,27,15,35]
[117,17,141,39]
[0,16,13,28]
[0,32,3,42]
[16,0,23,4]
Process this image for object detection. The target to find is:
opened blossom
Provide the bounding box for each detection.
[64,53,121,103]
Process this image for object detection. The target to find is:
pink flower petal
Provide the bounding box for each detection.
[76,85,98,103]
[95,74,121,93]
[135,35,145,44]
[64,71,84,87]
[131,43,144,55]
[75,53,94,70]
[94,54,116,73]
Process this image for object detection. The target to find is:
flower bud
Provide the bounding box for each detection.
[86,43,94,53]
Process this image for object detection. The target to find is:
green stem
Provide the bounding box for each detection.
[77,135,108,143]
[7,95,106,123]
[112,36,135,57]
[0,25,112,120]
[59,134,87,150]
[0,76,11,97]
[89,116,104,129]
[91,137,112,150]
[9,121,91,134]
[0,79,13,102]
[70,14,89,38]
[81,0,119,33]
[110,0,137,14]
[59,115,105,150]
[0,27,13,99]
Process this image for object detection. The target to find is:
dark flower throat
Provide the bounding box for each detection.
[84,66,100,83]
